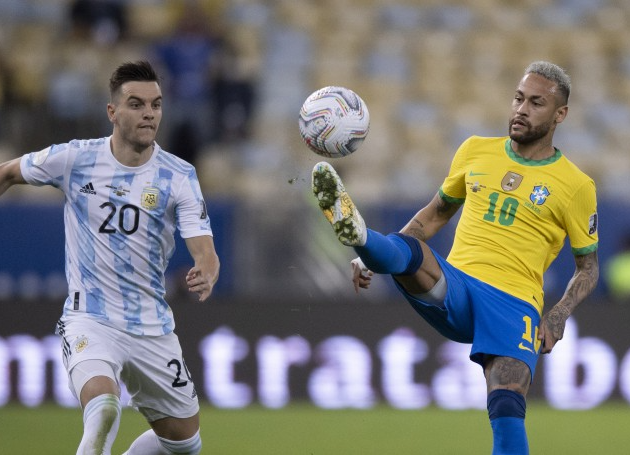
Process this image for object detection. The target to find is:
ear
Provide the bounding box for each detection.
[107,103,116,123]
[554,105,568,124]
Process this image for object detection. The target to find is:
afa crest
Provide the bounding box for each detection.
[141,187,160,210]
[74,336,89,354]
[530,185,550,205]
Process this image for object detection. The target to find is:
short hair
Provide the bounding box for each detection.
[524,61,571,105]
[109,60,160,98]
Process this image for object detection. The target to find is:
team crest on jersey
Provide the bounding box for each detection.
[530,185,550,205]
[74,336,89,354]
[141,187,160,210]
[501,172,523,191]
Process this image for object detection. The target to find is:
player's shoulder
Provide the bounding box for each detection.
[154,145,196,176]
[67,137,109,151]
[556,150,594,184]
[460,135,507,151]
[26,137,107,166]
[466,135,506,144]
[456,136,508,161]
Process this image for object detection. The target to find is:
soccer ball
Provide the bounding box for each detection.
[298,86,370,158]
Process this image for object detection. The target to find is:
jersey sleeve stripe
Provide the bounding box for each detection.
[438,187,465,205]
[571,243,598,255]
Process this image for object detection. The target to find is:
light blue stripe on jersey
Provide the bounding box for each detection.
[150,166,174,334]
[69,148,107,319]
[106,170,143,334]
[157,148,194,174]
[187,167,204,200]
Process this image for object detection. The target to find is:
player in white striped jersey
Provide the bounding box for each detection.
[0,61,219,454]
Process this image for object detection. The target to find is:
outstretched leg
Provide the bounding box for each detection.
[312,161,441,294]
[312,161,367,247]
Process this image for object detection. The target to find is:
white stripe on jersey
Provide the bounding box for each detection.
[20,137,212,336]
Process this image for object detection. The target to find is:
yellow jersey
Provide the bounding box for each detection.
[440,136,598,313]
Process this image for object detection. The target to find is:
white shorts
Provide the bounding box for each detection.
[58,317,199,421]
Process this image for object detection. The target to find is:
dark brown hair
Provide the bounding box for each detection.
[109,60,160,98]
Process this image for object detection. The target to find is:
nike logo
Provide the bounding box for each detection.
[469,171,488,177]
[518,343,534,353]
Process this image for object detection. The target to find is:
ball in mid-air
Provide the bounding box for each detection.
[298,86,370,158]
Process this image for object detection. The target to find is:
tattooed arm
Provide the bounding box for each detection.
[400,192,462,241]
[538,251,599,354]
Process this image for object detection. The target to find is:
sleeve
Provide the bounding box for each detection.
[20,143,71,189]
[438,136,471,204]
[565,178,598,255]
[175,168,213,239]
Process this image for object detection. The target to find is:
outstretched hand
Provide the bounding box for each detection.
[186,266,214,302]
[351,257,373,293]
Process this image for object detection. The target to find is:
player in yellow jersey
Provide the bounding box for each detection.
[312,61,598,455]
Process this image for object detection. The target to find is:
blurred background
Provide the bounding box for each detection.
[2,0,630,414]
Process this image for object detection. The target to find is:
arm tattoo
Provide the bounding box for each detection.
[562,252,599,312]
[544,304,571,341]
[402,194,461,242]
[549,252,599,329]
[406,219,427,242]
[435,196,457,215]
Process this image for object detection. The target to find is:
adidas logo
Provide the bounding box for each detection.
[79,182,97,195]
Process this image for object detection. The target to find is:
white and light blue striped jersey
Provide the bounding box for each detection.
[20,136,213,336]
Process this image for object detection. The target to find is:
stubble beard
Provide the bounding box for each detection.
[508,118,553,146]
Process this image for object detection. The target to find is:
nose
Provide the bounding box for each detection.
[516,100,529,116]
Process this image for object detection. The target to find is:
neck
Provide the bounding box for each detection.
[510,139,555,161]
[110,136,154,167]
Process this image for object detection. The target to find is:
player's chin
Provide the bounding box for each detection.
[508,130,524,142]
[136,129,157,144]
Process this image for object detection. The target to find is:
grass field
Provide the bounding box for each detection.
[1,401,629,454]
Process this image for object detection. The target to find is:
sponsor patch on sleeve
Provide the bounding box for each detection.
[588,212,598,235]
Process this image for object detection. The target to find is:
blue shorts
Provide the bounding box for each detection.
[394,249,542,379]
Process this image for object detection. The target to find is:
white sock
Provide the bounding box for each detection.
[158,431,202,454]
[123,430,168,455]
[76,394,121,455]
[123,429,202,455]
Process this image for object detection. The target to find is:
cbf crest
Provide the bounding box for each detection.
[530,185,550,206]
[141,187,159,210]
